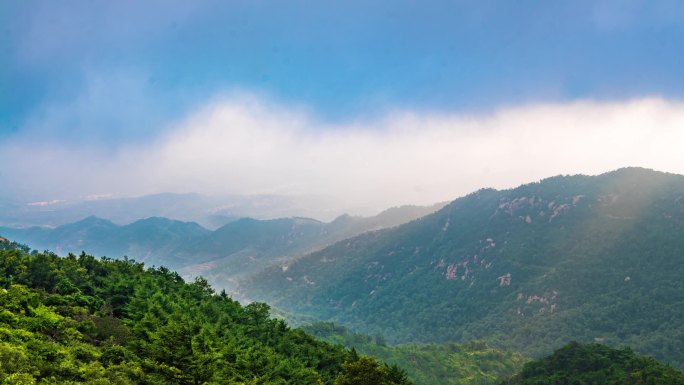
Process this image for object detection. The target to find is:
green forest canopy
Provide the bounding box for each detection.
[503,342,684,385]
[0,241,411,385]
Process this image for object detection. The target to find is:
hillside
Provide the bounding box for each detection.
[503,342,684,385]
[0,242,412,385]
[179,203,445,290]
[303,322,526,385]
[0,216,210,268]
[240,168,684,366]
[1,203,444,293]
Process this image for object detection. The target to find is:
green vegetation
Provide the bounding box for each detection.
[1,204,444,295]
[241,168,684,366]
[503,342,684,385]
[0,242,412,384]
[0,216,210,268]
[304,322,526,385]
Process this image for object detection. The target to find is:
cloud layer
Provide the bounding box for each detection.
[2,95,684,216]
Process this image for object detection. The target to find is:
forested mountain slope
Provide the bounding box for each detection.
[0,241,412,385]
[240,168,684,366]
[0,216,210,268]
[304,322,526,385]
[502,342,684,385]
[178,203,445,291]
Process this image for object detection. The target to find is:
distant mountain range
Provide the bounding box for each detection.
[0,202,445,292]
[0,192,348,229]
[239,168,684,367]
[0,216,209,267]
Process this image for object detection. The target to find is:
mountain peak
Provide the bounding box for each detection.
[242,169,684,364]
[71,215,116,227]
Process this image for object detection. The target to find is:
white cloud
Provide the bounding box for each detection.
[2,95,684,216]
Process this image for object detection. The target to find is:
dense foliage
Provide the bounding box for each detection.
[503,342,684,385]
[241,168,684,366]
[0,242,411,384]
[304,322,526,385]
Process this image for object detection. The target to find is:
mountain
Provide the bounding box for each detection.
[0,203,445,292]
[503,342,684,385]
[240,168,684,366]
[0,216,211,267]
[0,192,216,228]
[0,192,340,229]
[0,243,413,384]
[179,203,446,292]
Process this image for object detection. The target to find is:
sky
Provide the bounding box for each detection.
[2,1,684,216]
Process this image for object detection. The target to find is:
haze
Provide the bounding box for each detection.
[2,1,684,218]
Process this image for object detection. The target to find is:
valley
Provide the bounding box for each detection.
[2,168,684,384]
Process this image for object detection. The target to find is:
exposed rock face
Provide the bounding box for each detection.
[498,272,511,286]
[239,168,684,364]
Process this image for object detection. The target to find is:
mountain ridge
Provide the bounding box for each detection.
[0,202,446,293]
[239,167,684,366]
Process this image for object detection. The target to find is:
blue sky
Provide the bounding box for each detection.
[3,1,683,138]
[2,1,684,214]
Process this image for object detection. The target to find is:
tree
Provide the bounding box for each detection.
[386,364,412,385]
[334,357,391,385]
